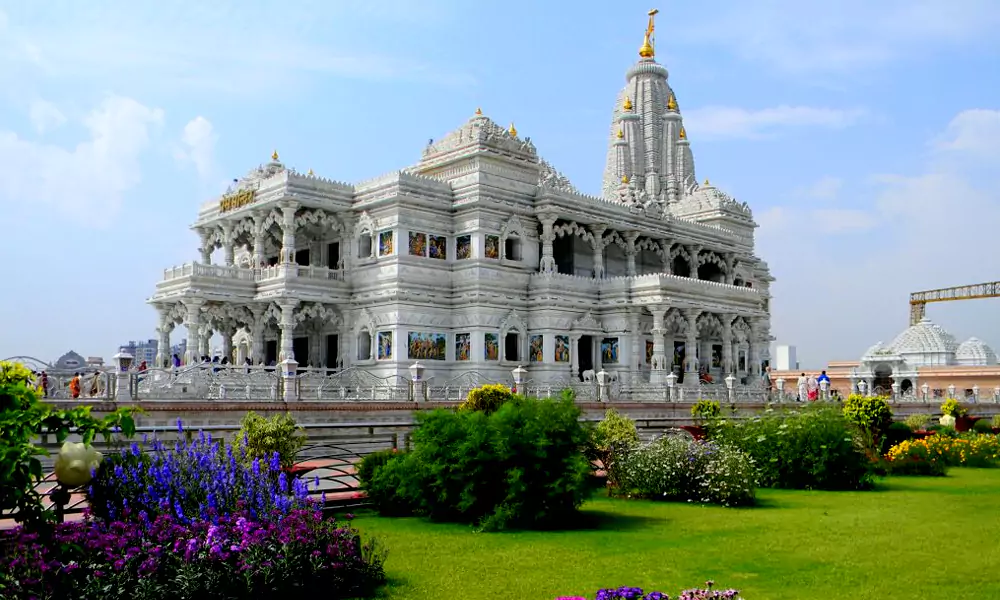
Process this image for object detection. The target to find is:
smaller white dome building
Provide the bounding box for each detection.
[854,318,998,397]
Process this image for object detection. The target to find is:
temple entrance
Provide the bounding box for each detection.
[325,335,340,370]
[578,335,594,380]
[265,341,278,366]
[553,235,574,275]
[900,379,913,394]
[873,365,893,395]
[295,249,311,266]
[293,337,309,366]
[327,242,340,268]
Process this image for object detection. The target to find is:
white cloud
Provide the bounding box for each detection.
[758,108,1000,366]
[28,99,66,133]
[684,106,865,140]
[681,0,1000,74]
[0,95,164,225]
[175,116,217,179]
[794,176,843,201]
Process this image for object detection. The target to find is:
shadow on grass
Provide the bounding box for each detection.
[370,574,411,599]
[535,509,667,532]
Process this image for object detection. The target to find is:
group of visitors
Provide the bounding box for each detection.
[760,367,837,401]
[29,370,106,399]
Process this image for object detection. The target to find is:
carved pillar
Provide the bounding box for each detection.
[721,313,734,375]
[198,324,212,359]
[197,228,212,265]
[252,212,267,267]
[538,213,557,274]
[590,224,607,279]
[628,309,642,377]
[649,305,669,384]
[183,299,204,365]
[279,202,298,264]
[221,325,235,363]
[250,305,267,364]
[687,244,701,279]
[683,308,700,383]
[748,318,762,379]
[222,222,235,267]
[155,307,172,368]
[624,231,639,277]
[277,299,299,361]
[660,239,672,274]
[724,253,736,285]
[570,334,581,379]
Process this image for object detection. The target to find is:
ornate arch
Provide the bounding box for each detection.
[259,209,283,234]
[552,221,596,245]
[354,211,375,237]
[353,307,375,334]
[697,313,724,338]
[635,238,665,260]
[668,243,691,263]
[602,231,628,251]
[500,309,527,336]
[571,311,604,333]
[295,302,341,327]
[295,209,343,235]
[731,318,751,343]
[663,308,689,335]
[499,214,525,240]
[698,251,728,271]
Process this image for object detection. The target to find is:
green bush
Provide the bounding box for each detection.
[973,419,994,434]
[589,408,640,492]
[708,404,875,491]
[933,425,959,438]
[366,396,592,530]
[882,421,915,452]
[235,411,307,469]
[691,399,722,423]
[458,383,514,414]
[904,413,932,431]
[843,394,893,436]
[940,398,968,418]
[355,448,400,487]
[993,414,1000,429]
[617,436,756,506]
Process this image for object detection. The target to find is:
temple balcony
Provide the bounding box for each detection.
[152,261,348,303]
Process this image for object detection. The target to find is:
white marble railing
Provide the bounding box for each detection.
[160,262,344,284]
[531,271,760,295]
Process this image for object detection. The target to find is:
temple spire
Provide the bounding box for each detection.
[639,8,659,58]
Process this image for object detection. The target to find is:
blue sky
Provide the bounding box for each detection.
[1,0,999,367]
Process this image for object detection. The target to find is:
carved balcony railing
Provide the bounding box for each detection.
[256,264,345,282]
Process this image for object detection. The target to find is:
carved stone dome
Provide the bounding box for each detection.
[889,318,958,367]
[955,337,998,366]
[862,341,896,360]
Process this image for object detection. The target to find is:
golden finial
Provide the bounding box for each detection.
[617,128,624,139]
[307,168,314,176]
[639,9,659,58]
[704,178,711,186]
[475,107,483,115]
[508,122,518,137]
[667,93,677,111]
[621,175,630,184]
[679,126,687,140]
[623,95,633,111]
[271,150,279,161]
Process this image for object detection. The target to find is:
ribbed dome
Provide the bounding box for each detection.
[955,337,998,366]
[888,318,957,366]
[862,341,896,359]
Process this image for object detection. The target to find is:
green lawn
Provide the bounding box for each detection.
[351,469,1000,600]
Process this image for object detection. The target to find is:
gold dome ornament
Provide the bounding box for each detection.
[623,96,633,111]
[508,122,518,137]
[271,150,279,161]
[679,126,687,140]
[639,8,659,58]
[621,175,630,184]
[617,128,624,139]
[704,178,711,186]
[667,93,677,111]
[475,107,483,115]
[307,168,314,176]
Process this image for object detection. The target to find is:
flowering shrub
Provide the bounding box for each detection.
[365,396,592,530]
[0,360,137,529]
[0,508,387,599]
[590,408,640,490]
[842,394,893,436]
[690,400,722,423]
[87,420,313,523]
[940,398,968,418]
[556,582,743,599]
[709,404,874,490]
[616,436,756,507]
[886,433,1000,473]
[235,411,307,469]
[904,413,932,431]
[459,383,514,414]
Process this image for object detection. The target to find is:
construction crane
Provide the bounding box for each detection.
[909,281,1000,326]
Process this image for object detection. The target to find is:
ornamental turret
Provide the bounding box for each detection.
[602,9,696,201]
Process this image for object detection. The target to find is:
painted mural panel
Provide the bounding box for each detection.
[408,232,427,257]
[455,333,471,361]
[429,235,447,259]
[407,332,446,361]
[377,331,393,360]
[456,235,472,260]
[484,235,500,259]
[529,335,543,362]
[554,335,570,363]
[601,337,619,364]
[484,333,499,361]
[378,231,394,256]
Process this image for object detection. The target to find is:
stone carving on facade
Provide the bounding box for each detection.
[572,311,604,333]
[354,211,375,237]
[500,310,528,336]
[538,158,580,194]
[295,302,341,327]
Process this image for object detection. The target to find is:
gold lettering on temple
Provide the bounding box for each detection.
[218,189,257,212]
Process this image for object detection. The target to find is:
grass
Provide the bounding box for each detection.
[351,469,1000,600]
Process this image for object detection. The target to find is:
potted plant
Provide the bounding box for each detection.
[684,400,721,440]
[940,398,969,430]
[904,413,933,438]
[235,411,308,477]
